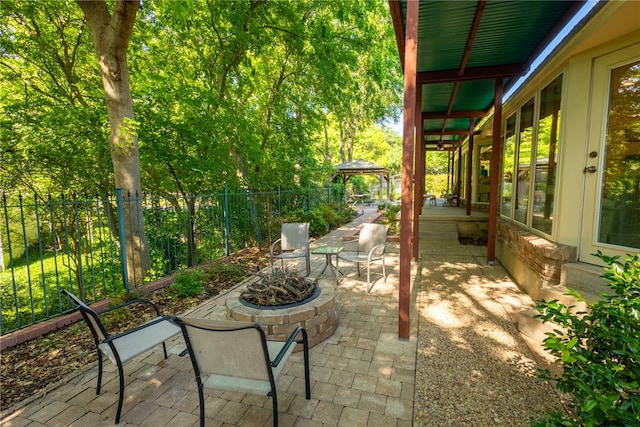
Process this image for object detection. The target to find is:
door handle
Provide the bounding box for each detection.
[583,165,597,174]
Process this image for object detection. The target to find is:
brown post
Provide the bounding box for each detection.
[466,121,474,216]
[456,145,463,203]
[487,78,503,264]
[447,151,452,192]
[412,82,424,260]
[398,0,418,340]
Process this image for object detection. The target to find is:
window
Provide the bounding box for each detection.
[500,74,563,237]
[501,115,517,217]
[460,152,467,199]
[476,145,491,203]
[515,99,535,225]
[598,61,640,248]
[532,76,562,234]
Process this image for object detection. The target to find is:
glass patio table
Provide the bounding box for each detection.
[312,246,343,285]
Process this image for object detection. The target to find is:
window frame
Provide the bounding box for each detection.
[499,73,564,239]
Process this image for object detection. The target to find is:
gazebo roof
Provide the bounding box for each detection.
[332,159,391,201]
[333,159,390,177]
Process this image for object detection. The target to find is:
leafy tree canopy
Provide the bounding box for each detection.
[1,0,402,197]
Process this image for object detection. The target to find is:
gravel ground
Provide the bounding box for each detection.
[413,242,565,426]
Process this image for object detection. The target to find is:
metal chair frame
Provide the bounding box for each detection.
[174,317,310,427]
[338,223,389,292]
[61,290,180,424]
[270,222,311,276]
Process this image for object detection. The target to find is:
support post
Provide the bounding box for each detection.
[223,187,231,256]
[412,82,424,260]
[398,0,419,340]
[466,122,474,216]
[487,78,503,264]
[456,145,463,204]
[115,188,129,292]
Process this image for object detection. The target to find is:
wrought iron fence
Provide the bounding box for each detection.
[0,186,343,334]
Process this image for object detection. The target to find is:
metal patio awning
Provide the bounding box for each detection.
[390,0,582,151]
[389,0,585,340]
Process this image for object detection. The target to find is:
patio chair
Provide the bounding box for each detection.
[338,223,389,292]
[61,290,181,424]
[270,222,311,276]
[173,317,310,427]
[442,193,459,207]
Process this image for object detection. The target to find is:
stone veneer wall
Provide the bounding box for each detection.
[496,219,577,300]
[225,281,338,349]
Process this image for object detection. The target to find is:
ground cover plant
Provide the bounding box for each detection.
[533,251,640,426]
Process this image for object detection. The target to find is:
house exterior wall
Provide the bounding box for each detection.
[489,2,640,297]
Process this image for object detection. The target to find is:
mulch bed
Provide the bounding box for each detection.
[0,247,271,412]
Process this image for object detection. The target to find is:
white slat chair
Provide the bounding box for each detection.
[338,223,389,292]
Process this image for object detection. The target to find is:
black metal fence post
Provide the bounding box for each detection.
[223,187,230,256]
[115,188,129,292]
[2,193,18,333]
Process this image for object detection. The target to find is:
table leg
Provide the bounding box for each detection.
[320,254,330,274]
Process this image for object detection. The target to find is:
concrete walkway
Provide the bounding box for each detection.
[1,205,561,426]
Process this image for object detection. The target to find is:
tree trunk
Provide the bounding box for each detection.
[339,124,347,163]
[323,121,331,163]
[77,0,149,286]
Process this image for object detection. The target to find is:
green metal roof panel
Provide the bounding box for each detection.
[406,1,579,73]
[452,80,496,111]
[417,1,477,71]
[423,119,445,132]
[422,117,471,133]
[394,0,581,145]
[468,1,578,67]
[421,83,456,111]
[446,117,472,131]
[420,78,514,115]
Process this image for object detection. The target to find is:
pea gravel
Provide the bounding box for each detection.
[413,242,565,426]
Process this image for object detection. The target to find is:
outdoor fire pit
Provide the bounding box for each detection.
[226,269,338,348]
[240,268,319,308]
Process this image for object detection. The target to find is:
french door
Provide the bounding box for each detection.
[580,44,640,264]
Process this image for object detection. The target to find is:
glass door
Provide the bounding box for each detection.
[580,45,640,264]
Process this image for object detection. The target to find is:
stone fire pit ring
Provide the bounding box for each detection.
[225,280,338,349]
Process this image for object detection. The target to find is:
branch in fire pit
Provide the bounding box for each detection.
[241,268,317,306]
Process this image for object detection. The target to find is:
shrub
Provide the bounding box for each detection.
[169,269,205,298]
[383,204,401,221]
[288,208,329,237]
[317,204,341,229]
[334,202,358,223]
[204,263,247,284]
[287,202,356,238]
[532,251,640,426]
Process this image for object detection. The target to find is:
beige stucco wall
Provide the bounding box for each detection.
[499,3,640,247]
[489,2,640,295]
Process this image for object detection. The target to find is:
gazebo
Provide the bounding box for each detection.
[332,159,391,203]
